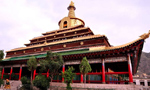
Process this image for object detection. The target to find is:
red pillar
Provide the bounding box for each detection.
[62,65,65,82]
[47,69,49,78]
[80,74,83,83]
[33,70,36,80]
[128,54,133,83]
[9,67,13,80]
[1,67,4,79]
[102,58,105,83]
[19,67,22,80]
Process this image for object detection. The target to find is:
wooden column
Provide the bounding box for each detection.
[1,67,4,79]
[19,66,22,80]
[33,70,36,80]
[102,58,105,83]
[9,67,13,80]
[80,74,83,83]
[47,69,49,78]
[62,65,65,82]
[128,54,133,83]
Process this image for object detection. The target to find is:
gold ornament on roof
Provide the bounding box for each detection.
[68,1,76,18]
[63,44,66,47]
[44,40,47,45]
[70,1,74,7]
[23,51,26,53]
[80,41,84,45]
[41,48,44,51]
[139,30,150,39]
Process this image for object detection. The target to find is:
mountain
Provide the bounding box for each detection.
[136,52,150,75]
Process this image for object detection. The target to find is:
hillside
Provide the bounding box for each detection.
[136,52,150,75]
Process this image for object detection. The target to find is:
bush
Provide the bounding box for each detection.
[33,74,50,90]
[0,72,4,86]
[62,66,75,90]
[11,72,16,80]
[0,78,3,86]
[21,76,28,84]
[21,76,31,90]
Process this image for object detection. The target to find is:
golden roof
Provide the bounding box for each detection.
[30,27,89,40]
[42,25,83,35]
[90,30,150,51]
[7,34,104,52]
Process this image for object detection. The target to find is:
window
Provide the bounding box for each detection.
[148,82,150,86]
[63,21,67,28]
[140,82,144,86]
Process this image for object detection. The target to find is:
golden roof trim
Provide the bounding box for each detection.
[25,31,92,45]
[139,30,150,39]
[31,27,89,40]
[42,25,83,35]
[7,35,104,52]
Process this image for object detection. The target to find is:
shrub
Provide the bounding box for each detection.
[21,76,31,90]
[0,72,4,86]
[62,66,75,90]
[33,74,50,90]
[11,72,16,80]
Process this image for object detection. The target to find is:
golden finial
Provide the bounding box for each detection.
[69,1,74,7]
[139,30,150,39]
[68,1,76,18]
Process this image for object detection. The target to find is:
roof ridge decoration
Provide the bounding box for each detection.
[139,30,150,39]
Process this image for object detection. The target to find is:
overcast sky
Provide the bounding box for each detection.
[0,0,150,56]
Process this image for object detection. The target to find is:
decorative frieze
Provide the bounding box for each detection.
[105,56,127,63]
[64,56,127,65]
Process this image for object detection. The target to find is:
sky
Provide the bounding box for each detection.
[0,0,150,57]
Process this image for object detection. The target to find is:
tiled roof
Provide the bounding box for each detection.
[6,34,104,52]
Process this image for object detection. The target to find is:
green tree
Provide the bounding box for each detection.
[0,50,4,61]
[62,66,75,90]
[33,74,50,90]
[27,56,37,85]
[79,57,92,83]
[40,51,64,86]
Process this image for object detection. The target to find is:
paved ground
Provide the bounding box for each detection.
[0,81,149,90]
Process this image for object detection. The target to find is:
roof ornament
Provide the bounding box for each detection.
[68,1,76,18]
[139,30,150,39]
[44,40,47,45]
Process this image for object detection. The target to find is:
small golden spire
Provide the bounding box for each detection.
[69,1,74,7]
[68,1,76,18]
